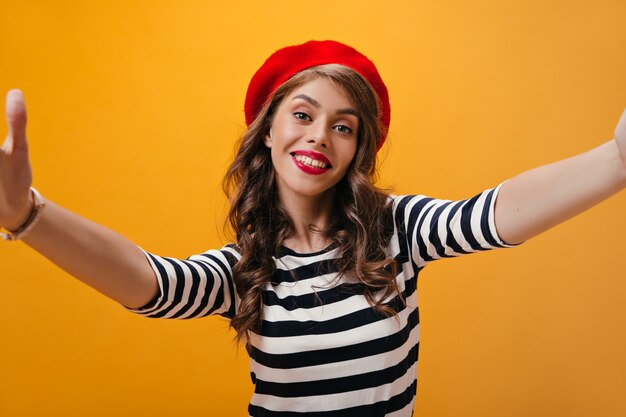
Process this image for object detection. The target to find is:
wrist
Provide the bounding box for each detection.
[4,192,34,232]
[1,188,46,241]
[612,138,626,185]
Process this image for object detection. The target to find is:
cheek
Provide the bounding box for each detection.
[270,114,299,140]
[342,141,358,167]
[270,145,291,173]
[279,123,302,142]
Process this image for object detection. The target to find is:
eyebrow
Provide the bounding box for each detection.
[292,94,359,117]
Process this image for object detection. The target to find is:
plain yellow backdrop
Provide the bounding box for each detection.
[1,1,626,416]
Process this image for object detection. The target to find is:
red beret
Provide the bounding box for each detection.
[244,40,390,149]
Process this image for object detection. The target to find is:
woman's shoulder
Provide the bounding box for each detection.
[187,243,242,268]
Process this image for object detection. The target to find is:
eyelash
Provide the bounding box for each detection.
[334,125,353,134]
[293,112,353,135]
[294,112,311,121]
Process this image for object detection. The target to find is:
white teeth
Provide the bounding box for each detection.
[293,154,330,169]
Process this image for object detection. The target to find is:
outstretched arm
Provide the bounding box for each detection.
[1,90,158,308]
[494,109,626,245]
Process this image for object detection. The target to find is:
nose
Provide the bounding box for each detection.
[306,121,329,148]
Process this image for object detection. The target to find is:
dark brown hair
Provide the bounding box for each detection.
[223,64,400,344]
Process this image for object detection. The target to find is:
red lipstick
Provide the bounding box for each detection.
[291,150,332,175]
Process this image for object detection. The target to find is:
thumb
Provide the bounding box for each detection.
[2,89,28,156]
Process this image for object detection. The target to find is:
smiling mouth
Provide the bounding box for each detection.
[290,153,332,169]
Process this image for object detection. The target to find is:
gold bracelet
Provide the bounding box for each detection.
[1,187,46,241]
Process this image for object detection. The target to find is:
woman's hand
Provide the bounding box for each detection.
[0,89,33,231]
[0,90,158,307]
[614,108,626,170]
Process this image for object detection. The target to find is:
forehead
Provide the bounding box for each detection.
[284,77,356,109]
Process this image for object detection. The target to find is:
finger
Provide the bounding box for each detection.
[615,108,626,143]
[3,89,28,155]
[0,134,13,155]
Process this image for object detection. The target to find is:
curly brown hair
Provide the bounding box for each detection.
[223,64,401,344]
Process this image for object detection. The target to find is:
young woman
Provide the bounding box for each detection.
[1,40,625,416]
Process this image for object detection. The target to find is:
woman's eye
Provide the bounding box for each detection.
[293,112,311,121]
[334,125,353,134]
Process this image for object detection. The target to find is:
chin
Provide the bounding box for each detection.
[287,182,336,199]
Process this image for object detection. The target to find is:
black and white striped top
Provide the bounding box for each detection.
[126,184,515,416]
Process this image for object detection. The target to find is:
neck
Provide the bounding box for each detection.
[279,190,335,253]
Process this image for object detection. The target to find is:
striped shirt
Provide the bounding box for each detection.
[126,184,515,416]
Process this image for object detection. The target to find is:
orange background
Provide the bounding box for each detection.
[2,1,626,416]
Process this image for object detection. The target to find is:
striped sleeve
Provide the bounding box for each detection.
[124,244,241,319]
[393,182,518,268]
